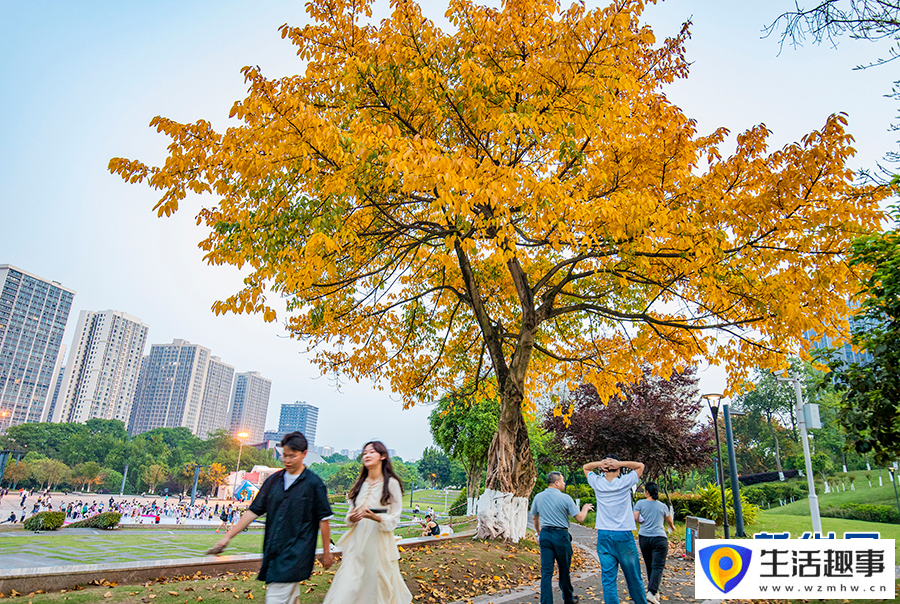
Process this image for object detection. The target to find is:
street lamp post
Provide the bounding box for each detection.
[233,432,249,501]
[775,370,822,534]
[722,402,746,537]
[191,464,210,506]
[702,393,730,538]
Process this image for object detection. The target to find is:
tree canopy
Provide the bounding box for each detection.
[109,0,887,536]
[824,204,900,464]
[544,367,713,481]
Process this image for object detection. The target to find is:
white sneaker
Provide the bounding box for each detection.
[646,592,659,604]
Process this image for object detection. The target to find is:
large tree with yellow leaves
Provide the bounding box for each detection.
[111,0,886,540]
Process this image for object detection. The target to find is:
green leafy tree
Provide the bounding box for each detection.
[141,464,170,494]
[29,457,68,490]
[71,461,105,492]
[429,394,500,507]
[3,459,30,487]
[323,453,351,463]
[733,369,798,475]
[101,469,124,493]
[390,459,415,490]
[418,447,452,488]
[325,462,362,495]
[822,206,900,464]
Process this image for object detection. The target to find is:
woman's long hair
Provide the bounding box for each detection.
[348,441,405,506]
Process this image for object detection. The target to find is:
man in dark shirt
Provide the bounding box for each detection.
[208,431,333,604]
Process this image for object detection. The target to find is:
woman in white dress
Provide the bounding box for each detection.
[323,441,412,604]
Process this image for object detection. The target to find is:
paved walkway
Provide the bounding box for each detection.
[456,524,701,604]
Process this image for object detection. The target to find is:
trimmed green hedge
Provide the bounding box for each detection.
[64,512,122,530]
[821,503,900,524]
[743,482,808,506]
[24,511,65,531]
[328,494,347,504]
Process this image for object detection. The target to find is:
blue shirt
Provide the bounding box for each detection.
[587,470,639,531]
[530,487,579,529]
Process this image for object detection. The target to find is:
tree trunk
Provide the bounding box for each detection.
[465,464,483,516]
[476,375,536,542]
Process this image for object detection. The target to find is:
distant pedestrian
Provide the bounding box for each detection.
[634,483,675,604]
[583,456,647,604]
[531,471,593,604]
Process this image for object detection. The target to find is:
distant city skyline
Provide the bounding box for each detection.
[3,1,897,459]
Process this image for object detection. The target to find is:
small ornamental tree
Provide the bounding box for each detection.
[110,0,887,540]
[429,394,500,514]
[733,369,798,475]
[141,464,170,494]
[201,462,230,492]
[545,367,714,483]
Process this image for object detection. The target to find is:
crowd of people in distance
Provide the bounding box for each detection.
[0,487,250,527]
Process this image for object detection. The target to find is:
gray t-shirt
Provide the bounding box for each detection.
[530,487,579,529]
[587,470,639,531]
[634,499,670,537]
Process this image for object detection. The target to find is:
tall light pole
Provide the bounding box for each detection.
[233,432,249,501]
[775,370,822,534]
[722,403,746,537]
[702,393,729,538]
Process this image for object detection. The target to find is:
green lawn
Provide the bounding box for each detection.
[577,507,900,559]
[405,489,461,512]
[765,478,900,515]
[0,531,264,566]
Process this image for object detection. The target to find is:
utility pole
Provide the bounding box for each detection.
[776,370,822,534]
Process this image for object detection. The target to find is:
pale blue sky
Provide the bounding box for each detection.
[1,1,895,459]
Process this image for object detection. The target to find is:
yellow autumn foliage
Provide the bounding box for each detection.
[110,0,886,420]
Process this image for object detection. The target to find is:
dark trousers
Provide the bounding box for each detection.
[539,527,574,604]
[638,535,668,594]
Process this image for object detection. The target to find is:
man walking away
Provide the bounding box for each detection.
[531,471,594,604]
[583,456,646,604]
[634,483,675,604]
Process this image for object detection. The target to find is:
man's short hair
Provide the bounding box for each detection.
[547,471,563,485]
[280,431,308,452]
[604,454,620,461]
[645,482,660,500]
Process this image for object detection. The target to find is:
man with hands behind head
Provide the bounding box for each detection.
[531,471,594,604]
[583,456,646,604]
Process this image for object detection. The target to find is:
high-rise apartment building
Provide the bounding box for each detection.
[0,265,75,430]
[275,401,318,447]
[195,356,235,438]
[51,310,149,425]
[41,343,67,423]
[229,371,271,444]
[128,339,210,436]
